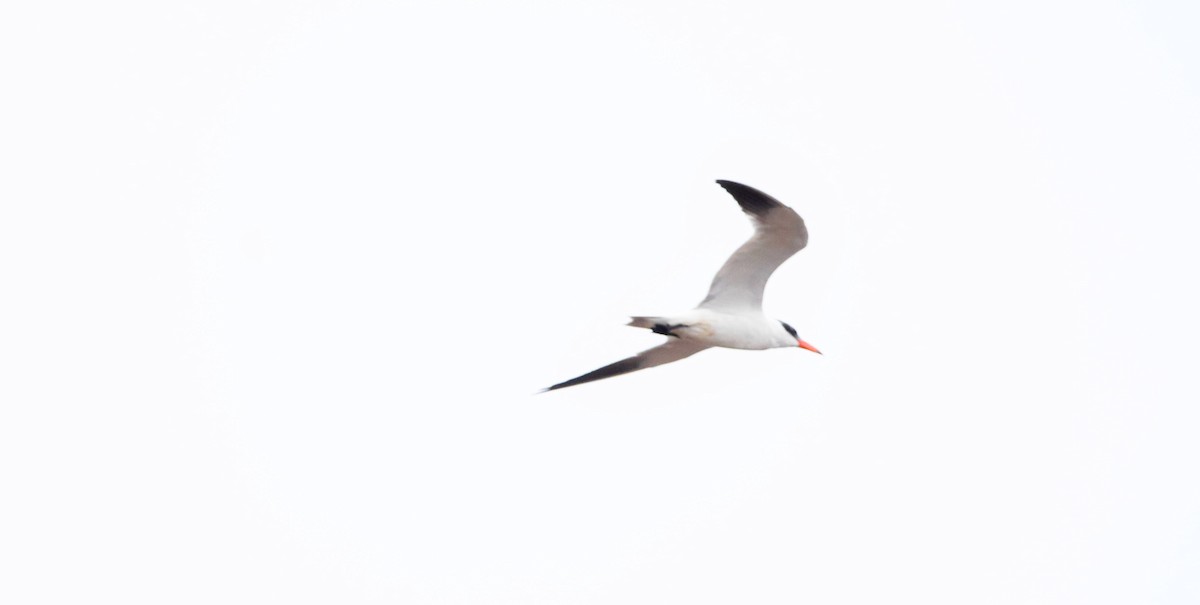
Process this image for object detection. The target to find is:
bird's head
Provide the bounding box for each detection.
[779,321,821,354]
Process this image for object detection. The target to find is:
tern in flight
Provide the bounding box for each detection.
[544,180,821,392]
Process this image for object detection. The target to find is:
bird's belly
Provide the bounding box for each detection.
[673,313,775,350]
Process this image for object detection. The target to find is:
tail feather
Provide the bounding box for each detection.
[627,316,665,329]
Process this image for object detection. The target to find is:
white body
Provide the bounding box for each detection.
[658,308,796,350]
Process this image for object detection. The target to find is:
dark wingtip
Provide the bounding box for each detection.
[715,180,782,217]
[539,381,572,394]
[541,357,642,392]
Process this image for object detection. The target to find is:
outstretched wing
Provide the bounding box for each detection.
[698,180,808,312]
[543,339,710,392]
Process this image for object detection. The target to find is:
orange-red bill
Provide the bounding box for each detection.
[797,339,822,354]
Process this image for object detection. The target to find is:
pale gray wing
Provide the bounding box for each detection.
[544,339,710,392]
[698,180,807,312]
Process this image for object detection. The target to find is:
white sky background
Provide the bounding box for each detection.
[3,1,1200,603]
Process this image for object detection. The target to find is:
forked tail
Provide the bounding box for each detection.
[627,316,687,338]
[626,316,666,330]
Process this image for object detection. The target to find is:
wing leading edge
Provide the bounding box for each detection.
[699,180,807,312]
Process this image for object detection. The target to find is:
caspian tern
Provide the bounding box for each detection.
[544,180,820,392]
